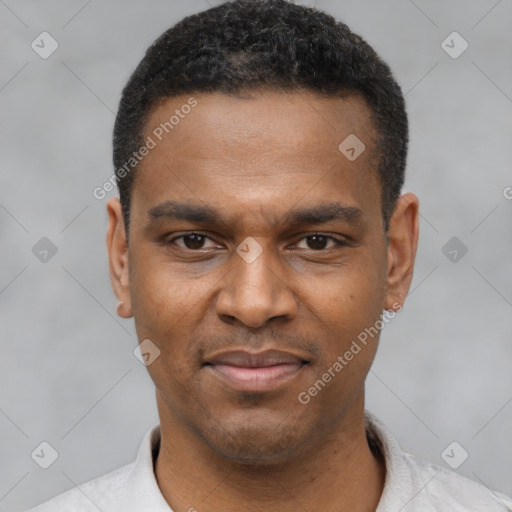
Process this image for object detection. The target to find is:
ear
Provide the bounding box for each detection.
[106,198,133,318]
[384,193,419,311]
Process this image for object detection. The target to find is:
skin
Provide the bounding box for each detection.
[107,91,419,512]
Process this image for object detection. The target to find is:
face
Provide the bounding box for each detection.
[107,91,418,464]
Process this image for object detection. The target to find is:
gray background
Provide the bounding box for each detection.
[1,0,511,510]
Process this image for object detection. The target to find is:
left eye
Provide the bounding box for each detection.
[294,234,341,251]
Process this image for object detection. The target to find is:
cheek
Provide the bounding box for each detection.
[129,261,202,398]
[301,262,386,409]
[314,253,386,322]
[305,254,387,377]
[128,255,194,359]
[130,249,196,321]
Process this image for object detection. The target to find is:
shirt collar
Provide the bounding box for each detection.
[365,411,420,511]
[116,424,172,512]
[116,411,413,511]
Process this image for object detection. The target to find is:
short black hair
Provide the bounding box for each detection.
[113,0,408,236]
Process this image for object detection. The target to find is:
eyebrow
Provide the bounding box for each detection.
[147,200,363,228]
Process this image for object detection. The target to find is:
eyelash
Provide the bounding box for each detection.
[166,232,348,251]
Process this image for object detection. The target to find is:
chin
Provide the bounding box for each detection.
[197,418,309,466]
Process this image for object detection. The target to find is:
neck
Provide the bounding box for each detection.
[154,392,385,512]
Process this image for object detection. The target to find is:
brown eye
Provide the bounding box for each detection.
[295,234,342,251]
[306,235,328,250]
[182,234,206,249]
[170,233,218,250]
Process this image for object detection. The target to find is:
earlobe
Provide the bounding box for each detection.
[106,198,133,318]
[116,300,129,318]
[384,193,419,311]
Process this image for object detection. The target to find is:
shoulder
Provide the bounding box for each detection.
[400,452,512,511]
[365,412,512,511]
[25,424,165,512]
[25,463,133,512]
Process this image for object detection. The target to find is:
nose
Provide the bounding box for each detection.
[215,240,298,328]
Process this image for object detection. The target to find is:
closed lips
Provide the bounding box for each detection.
[203,349,309,368]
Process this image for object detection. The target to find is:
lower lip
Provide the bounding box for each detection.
[206,363,305,392]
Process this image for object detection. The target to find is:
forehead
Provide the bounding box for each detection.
[132,91,381,229]
[143,90,376,162]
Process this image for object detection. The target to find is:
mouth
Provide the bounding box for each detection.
[203,349,310,393]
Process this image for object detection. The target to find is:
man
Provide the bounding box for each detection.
[28,0,512,510]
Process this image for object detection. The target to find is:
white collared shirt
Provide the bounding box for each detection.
[26,412,512,511]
